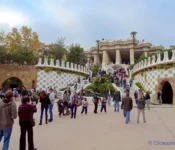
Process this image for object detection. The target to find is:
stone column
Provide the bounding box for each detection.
[102,50,110,68]
[87,57,91,68]
[144,51,148,57]
[130,48,134,65]
[116,49,121,65]
[94,54,98,65]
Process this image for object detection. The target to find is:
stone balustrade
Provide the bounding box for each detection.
[36,58,90,75]
[131,50,175,74]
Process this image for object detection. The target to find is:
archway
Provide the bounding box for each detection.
[2,77,23,91]
[162,82,173,104]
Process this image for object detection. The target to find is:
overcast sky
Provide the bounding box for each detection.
[0,0,175,49]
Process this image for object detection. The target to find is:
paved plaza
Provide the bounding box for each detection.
[1,101,175,150]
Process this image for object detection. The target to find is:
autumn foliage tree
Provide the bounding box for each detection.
[0,26,40,64]
[4,26,40,52]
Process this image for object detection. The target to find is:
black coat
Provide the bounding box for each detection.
[40,96,51,107]
[113,91,121,102]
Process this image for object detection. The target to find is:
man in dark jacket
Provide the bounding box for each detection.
[18,96,37,150]
[113,90,121,112]
[121,92,133,124]
[0,91,17,150]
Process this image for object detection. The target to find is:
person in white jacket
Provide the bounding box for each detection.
[48,88,55,122]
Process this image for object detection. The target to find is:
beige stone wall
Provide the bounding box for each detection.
[0,64,37,90]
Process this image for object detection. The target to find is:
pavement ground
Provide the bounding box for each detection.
[1,101,175,150]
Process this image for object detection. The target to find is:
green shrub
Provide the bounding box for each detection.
[59,87,66,91]
[140,72,144,76]
[143,72,146,81]
[86,75,116,96]
[91,65,100,73]
[44,67,52,72]
[135,82,145,91]
[57,70,61,75]
[131,74,135,80]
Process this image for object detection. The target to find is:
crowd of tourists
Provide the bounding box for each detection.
[0,68,163,150]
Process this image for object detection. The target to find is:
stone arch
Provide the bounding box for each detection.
[156,78,175,105]
[2,77,24,90]
[0,65,37,90]
[105,67,114,74]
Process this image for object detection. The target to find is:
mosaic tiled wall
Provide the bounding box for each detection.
[36,70,85,90]
[134,68,175,95]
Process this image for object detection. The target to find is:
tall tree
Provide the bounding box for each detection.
[67,44,87,66]
[0,30,5,45]
[169,45,175,50]
[4,26,40,52]
[48,37,68,60]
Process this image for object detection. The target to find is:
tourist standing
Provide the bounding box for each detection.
[129,79,133,87]
[70,92,79,118]
[134,90,138,104]
[121,92,133,124]
[137,93,146,123]
[74,83,78,92]
[93,90,100,114]
[48,88,55,122]
[157,89,162,105]
[113,90,121,112]
[18,96,37,150]
[145,92,151,110]
[39,91,51,125]
[12,88,19,101]
[100,97,107,113]
[106,89,111,105]
[0,91,17,150]
[81,98,88,114]
[21,87,28,101]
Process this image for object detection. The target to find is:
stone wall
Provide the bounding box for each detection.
[0,64,37,90]
[134,68,175,105]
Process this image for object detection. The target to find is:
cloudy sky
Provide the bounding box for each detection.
[0,0,175,49]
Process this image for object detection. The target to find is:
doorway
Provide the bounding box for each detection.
[2,77,23,91]
[162,82,173,104]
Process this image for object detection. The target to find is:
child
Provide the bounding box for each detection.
[101,97,107,113]
[57,99,64,117]
[81,98,88,114]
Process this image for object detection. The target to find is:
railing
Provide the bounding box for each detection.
[36,58,90,75]
[131,49,175,74]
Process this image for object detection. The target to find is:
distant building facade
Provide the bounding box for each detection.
[85,36,164,68]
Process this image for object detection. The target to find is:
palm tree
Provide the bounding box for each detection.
[130,31,137,48]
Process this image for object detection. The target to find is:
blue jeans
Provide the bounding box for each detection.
[125,111,130,123]
[114,101,119,112]
[49,104,53,121]
[0,128,12,150]
[40,106,48,120]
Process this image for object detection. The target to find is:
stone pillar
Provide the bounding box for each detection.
[94,54,98,65]
[144,51,148,57]
[102,50,110,68]
[130,48,134,65]
[116,49,121,65]
[87,57,91,68]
